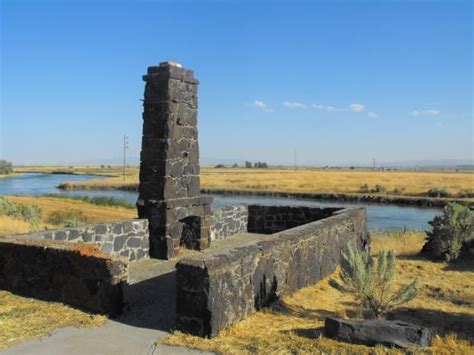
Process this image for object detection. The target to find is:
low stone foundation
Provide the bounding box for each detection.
[5,219,150,262]
[0,238,128,315]
[176,207,369,337]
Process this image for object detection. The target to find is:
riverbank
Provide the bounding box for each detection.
[0,173,21,179]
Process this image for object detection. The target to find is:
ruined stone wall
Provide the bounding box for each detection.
[7,220,149,262]
[0,238,128,315]
[248,205,342,234]
[210,206,248,241]
[176,208,369,337]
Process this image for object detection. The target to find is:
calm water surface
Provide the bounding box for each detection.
[0,173,439,231]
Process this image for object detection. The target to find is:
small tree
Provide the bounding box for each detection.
[0,160,13,175]
[421,203,473,262]
[339,246,418,319]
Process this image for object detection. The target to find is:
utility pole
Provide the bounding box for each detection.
[294,149,298,172]
[373,157,376,169]
[123,135,129,180]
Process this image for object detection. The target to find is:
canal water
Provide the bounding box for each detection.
[0,173,439,231]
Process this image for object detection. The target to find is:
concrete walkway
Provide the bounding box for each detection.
[2,321,209,355]
[2,234,264,355]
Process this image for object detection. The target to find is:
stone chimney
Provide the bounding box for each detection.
[137,61,213,259]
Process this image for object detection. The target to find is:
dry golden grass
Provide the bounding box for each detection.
[0,291,105,350]
[202,168,474,198]
[161,231,474,354]
[0,196,137,237]
[39,165,474,199]
[0,215,32,236]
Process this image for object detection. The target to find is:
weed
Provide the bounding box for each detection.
[46,210,89,227]
[0,197,42,230]
[427,187,450,198]
[373,184,386,193]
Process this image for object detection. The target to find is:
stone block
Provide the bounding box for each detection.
[324,317,433,348]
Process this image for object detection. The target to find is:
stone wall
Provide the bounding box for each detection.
[248,205,342,234]
[176,208,369,337]
[0,238,128,315]
[8,220,149,262]
[210,206,248,241]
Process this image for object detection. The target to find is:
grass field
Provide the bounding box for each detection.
[22,165,473,199]
[161,231,474,354]
[0,196,137,237]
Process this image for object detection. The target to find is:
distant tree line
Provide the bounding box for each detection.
[0,160,13,175]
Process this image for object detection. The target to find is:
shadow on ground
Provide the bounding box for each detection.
[388,307,474,343]
[443,260,474,272]
[117,270,178,332]
[271,300,339,321]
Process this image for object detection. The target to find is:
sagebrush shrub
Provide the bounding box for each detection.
[421,203,473,262]
[427,187,450,198]
[339,246,418,319]
[373,184,386,193]
[0,197,42,230]
[47,210,88,227]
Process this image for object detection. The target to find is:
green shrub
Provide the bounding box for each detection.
[47,210,88,227]
[373,184,386,193]
[421,203,473,262]
[0,197,42,230]
[392,187,406,195]
[0,160,13,175]
[359,183,370,193]
[427,187,450,198]
[458,190,474,198]
[339,246,418,319]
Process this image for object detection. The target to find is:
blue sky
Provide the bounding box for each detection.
[1,0,472,166]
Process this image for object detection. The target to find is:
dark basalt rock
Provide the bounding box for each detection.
[324,317,433,348]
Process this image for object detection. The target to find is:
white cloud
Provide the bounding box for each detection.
[282,101,307,109]
[367,112,378,118]
[410,109,441,117]
[312,103,341,112]
[349,103,365,112]
[252,100,273,112]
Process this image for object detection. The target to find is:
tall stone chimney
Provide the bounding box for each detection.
[137,61,213,259]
